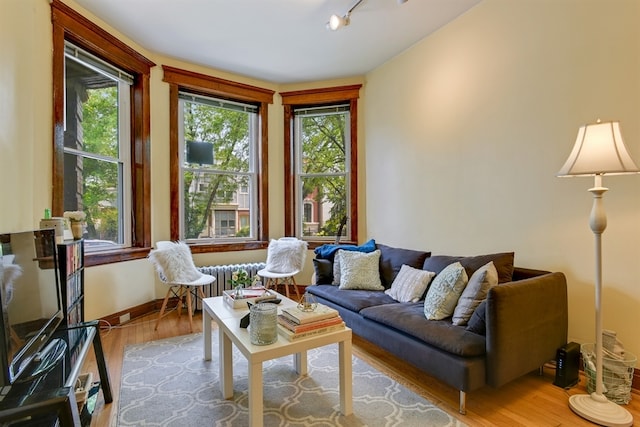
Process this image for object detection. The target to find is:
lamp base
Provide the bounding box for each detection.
[569,393,633,427]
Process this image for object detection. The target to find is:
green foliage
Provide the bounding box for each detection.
[78,85,120,242]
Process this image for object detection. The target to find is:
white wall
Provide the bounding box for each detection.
[364,0,640,356]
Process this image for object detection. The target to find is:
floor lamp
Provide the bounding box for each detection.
[557,120,638,427]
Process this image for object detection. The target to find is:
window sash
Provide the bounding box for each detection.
[178,96,258,242]
[62,51,132,250]
[293,108,351,240]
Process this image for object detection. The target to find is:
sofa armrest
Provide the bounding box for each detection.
[485,272,567,387]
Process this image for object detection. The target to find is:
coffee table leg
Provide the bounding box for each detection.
[294,351,308,375]
[248,360,263,427]
[203,308,212,361]
[219,329,234,399]
[339,339,353,415]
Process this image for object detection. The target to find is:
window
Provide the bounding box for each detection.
[281,85,362,245]
[63,42,131,250]
[179,93,258,241]
[51,0,155,265]
[163,66,274,252]
[294,105,350,239]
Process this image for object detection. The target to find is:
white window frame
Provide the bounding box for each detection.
[293,105,351,241]
[177,93,259,243]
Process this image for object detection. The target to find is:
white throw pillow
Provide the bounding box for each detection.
[385,264,435,303]
[338,250,383,290]
[423,262,468,320]
[265,238,308,273]
[451,261,498,326]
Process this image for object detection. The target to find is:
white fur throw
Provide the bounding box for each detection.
[148,241,202,283]
[265,238,308,274]
[2,264,22,307]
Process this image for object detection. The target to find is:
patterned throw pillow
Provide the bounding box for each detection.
[385,264,435,303]
[451,261,498,326]
[423,262,468,320]
[338,250,384,290]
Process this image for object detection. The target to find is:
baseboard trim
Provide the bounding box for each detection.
[98,300,639,393]
[99,298,171,327]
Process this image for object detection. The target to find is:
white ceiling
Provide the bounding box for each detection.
[73,0,481,84]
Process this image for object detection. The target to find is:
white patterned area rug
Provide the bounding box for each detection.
[118,332,466,427]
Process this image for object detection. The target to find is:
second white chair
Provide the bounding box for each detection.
[148,241,215,332]
[257,237,308,300]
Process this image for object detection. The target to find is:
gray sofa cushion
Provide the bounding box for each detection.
[423,252,515,284]
[360,302,486,357]
[307,284,397,312]
[377,243,430,288]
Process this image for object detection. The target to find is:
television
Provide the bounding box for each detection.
[0,229,64,386]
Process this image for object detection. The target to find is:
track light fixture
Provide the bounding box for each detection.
[326,0,408,31]
[327,12,351,31]
[326,0,362,31]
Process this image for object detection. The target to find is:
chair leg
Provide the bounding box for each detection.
[176,286,185,318]
[281,278,290,298]
[186,286,194,333]
[290,276,301,300]
[155,286,174,331]
[264,277,278,292]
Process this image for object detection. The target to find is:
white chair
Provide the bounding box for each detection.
[257,237,308,300]
[148,241,215,332]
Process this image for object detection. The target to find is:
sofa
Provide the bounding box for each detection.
[306,241,568,414]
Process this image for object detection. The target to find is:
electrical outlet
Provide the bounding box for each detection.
[119,313,130,324]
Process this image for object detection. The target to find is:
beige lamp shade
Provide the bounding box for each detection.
[557,121,639,177]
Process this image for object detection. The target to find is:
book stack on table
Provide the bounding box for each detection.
[277,303,345,341]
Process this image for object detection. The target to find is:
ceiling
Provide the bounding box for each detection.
[73,0,481,84]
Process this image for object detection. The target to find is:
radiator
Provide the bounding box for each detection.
[197,262,266,302]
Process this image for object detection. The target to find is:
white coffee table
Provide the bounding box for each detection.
[202,293,353,427]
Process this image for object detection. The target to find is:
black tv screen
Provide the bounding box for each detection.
[0,229,63,385]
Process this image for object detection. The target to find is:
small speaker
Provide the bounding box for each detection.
[554,342,580,388]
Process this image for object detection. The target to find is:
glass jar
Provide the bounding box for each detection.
[249,303,278,345]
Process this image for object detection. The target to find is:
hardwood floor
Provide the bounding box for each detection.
[82,309,639,426]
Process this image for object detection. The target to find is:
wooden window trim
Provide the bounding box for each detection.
[280,85,362,247]
[51,0,155,266]
[162,66,275,253]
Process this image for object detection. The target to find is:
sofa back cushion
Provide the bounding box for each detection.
[377,243,431,288]
[423,252,515,284]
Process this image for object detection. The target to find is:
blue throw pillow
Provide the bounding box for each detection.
[314,238,376,261]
